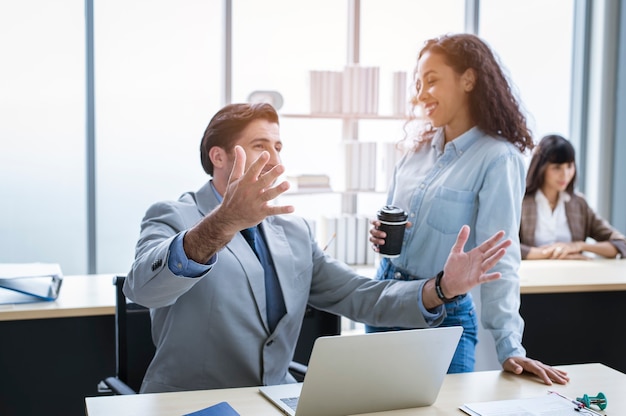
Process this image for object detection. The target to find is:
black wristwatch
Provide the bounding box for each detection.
[434,270,460,303]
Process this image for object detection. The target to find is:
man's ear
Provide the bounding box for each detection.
[209,146,227,169]
[462,68,476,92]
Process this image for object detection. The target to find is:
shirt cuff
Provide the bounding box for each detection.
[168,232,216,277]
[416,285,445,326]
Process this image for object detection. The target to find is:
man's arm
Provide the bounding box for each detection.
[184,146,294,263]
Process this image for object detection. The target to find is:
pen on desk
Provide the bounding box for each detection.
[549,391,605,416]
[322,233,336,251]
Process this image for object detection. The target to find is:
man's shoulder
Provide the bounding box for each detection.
[144,190,204,219]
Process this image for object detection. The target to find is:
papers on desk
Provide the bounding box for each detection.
[0,263,63,304]
[460,391,603,415]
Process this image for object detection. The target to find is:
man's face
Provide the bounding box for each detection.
[230,119,282,175]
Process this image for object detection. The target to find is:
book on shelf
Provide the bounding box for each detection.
[344,141,377,191]
[317,214,376,266]
[309,70,343,114]
[319,216,338,258]
[342,64,379,115]
[379,141,406,190]
[335,215,348,263]
[355,215,369,265]
[392,70,410,116]
[286,174,332,193]
[344,214,357,265]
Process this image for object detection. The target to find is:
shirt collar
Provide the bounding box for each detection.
[432,126,481,157]
[210,180,223,202]
[536,189,571,206]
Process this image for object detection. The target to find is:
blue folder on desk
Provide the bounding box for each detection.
[0,263,63,304]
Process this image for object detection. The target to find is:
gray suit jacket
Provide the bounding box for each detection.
[124,181,436,393]
[520,192,626,259]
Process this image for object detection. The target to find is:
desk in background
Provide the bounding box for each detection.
[0,274,335,416]
[0,274,117,416]
[519,259,626,373]
[85,363,624,415]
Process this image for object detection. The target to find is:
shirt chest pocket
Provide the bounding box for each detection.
[426,187,477,234]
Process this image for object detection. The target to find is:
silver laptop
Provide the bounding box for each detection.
[259,326,462,416]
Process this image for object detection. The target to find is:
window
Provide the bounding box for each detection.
[0,1,87,274]
[94,0,223,273]
[479,0,575,142]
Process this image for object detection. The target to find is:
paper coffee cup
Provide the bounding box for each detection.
[376,205,408,258]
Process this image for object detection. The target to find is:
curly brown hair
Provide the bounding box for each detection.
[406,33,534,153]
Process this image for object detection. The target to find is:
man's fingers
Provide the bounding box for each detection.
[477,229,506,253]
[480,271,501,283]
[256,163,286,190]
[482,239,512,261]
[243,150,270,182]
[481,248,507,271]
[259,179,290,202]
[228,145,247,183]
[266,204,295,216]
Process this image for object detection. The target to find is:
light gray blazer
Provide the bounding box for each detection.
[124,181,435,393]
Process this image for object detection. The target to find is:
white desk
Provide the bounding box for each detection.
[519,258,626,294]
[85,363,623,415]
[0,274,115,321]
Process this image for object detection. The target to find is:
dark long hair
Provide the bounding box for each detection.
[200,103,279,176]
[525,134,577,196]
[407,33,533,153]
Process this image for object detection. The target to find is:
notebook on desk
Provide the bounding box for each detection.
[0,263,63,304]
[259,326,463,416]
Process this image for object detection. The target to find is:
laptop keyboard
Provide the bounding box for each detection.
[280,397,299,411]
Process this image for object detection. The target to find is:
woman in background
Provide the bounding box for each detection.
[368,33,568,385]
[520,134,626,259]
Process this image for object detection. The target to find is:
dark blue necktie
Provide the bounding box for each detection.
[241,227,260,260]
[240,225,286,332]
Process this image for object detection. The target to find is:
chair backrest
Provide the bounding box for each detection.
[112,275,156,393]
[293,306,341,365]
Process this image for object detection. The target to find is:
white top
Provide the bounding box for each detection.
[534,190,572,246]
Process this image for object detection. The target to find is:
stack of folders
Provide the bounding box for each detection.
[0,263,63,304]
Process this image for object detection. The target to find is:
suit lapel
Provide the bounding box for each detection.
[195,181,269,328]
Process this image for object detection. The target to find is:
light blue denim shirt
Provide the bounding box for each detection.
[386,126,527,363]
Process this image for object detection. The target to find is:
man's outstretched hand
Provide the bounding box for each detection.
[219,145,294,232]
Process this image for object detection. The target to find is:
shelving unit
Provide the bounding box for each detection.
[268,1,416,274]
[281,112,406,214]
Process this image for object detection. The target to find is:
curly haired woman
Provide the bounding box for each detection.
[368,33,569,385]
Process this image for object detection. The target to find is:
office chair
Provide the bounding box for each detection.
[101,275,341,393]
[101,275,155,394]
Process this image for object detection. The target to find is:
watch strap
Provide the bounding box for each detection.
[434,270,460,303]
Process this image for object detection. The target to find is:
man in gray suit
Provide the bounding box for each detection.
[124,103,511,393]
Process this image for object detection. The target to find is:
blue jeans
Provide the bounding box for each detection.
[366,258,478,373]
